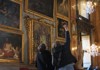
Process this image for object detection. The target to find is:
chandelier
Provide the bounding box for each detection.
[86,0,95,14]
[89,43,100,57]
[86,0,100,14]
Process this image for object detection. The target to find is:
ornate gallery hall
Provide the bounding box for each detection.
[0,0,100,70]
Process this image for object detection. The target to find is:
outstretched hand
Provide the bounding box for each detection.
[63,24,68,31]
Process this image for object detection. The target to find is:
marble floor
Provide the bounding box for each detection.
[0,63,37,70]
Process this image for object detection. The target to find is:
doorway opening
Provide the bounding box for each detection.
[82,35,91,68]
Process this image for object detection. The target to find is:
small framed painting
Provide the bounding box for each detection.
[56,18,69,40]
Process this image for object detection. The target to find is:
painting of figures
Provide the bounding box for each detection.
[57,18,68,39]
[0,0,20,29]
[0,30,22,61]
[57,0,69,17]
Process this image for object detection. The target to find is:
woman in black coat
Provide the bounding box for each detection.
[36,43,53,70]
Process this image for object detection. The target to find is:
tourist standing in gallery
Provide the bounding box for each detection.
[36,43,53,70]
[52,22,77,70]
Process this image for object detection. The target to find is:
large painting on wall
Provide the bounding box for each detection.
[26,19,52,64]
[0,0,21,29]
[33,21,51,52]
[56,18,68,40]
[57,0,69,18]
[25,0,54,21]
[0,30,23,62]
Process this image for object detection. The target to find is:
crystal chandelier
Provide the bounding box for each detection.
[86,0,95,14]
[86,0,100,14]
[89,43,100,57]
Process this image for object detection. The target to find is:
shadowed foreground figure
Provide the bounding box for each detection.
[36,43,53,70]
[52,23,77,70]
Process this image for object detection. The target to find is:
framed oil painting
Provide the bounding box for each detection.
[56,18,68,40]
[56,0,69,19]
[27,19,52,64]
[0,29,23,62]
[0,0,22,29]
[25,0,54,21]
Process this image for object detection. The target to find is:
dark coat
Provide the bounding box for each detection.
[36,50,53,70]
[52,31,77,68]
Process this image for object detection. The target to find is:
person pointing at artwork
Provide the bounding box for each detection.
[52,22,77,70]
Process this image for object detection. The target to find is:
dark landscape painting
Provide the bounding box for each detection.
[28,0,54,18]
[0,0,20,28]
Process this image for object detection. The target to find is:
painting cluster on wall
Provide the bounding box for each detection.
[25,0,70,41]
[0,0,71,63]
[55,0,69,41]
[0,0,22,62]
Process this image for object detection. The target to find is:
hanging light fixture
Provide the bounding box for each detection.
[86,0,95,14]
[85,43,100,57]
[90,43,98,57]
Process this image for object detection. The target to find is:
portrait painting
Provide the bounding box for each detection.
[0,30,22,62]
[57,0,69,17]
[57,18,68,40]
[25,0,54,20]
[0,0,21,29]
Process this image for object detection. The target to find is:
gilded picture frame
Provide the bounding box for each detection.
[0,0,22,30]
[25,0,55,21]
[56,39,65,45]
[0,28,24,63]
[56,0,70,20]
[56,17,69,41]
[71,21,77,35]
[26,19,52,64]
